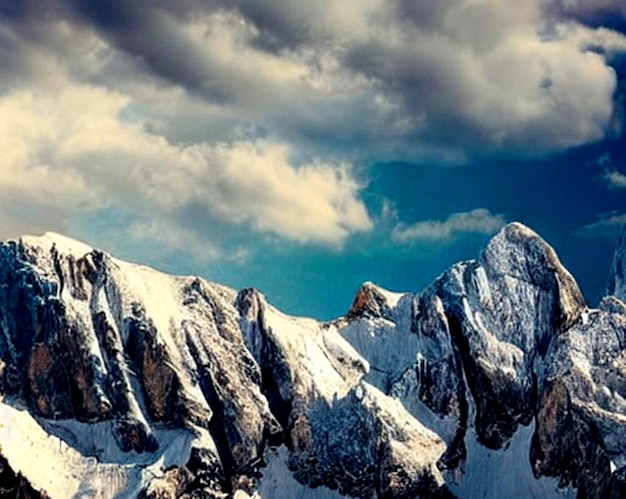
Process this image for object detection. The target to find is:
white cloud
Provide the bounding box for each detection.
[557,23,626,54]
[592,154,626,189]
[392,209,506,244]
[201,0,626,156]
[603,170,626,189]
[0,81,372,248]
[0,0,625,256]
[575,212,626,238]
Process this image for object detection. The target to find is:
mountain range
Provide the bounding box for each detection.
[0,223,625,498]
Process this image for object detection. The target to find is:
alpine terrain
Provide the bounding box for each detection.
[0,222,625,498]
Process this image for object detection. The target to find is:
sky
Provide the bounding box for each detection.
[1,0,626,320]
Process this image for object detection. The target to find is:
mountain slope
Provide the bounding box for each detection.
[0,224,625,498]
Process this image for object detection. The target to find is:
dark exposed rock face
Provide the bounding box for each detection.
[347,282,394,321]
[0,452,49,499]
[532,307,626,497]
[0,224,625,498]
[337,223,625,498]
[236,287,446,498]
[432,223,585,449]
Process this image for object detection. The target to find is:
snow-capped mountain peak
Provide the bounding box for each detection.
[1,223,625,498]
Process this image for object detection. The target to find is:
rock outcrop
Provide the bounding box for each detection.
[0,233,277,496]
[236,288,447,498]
[433,222,585,450]
[335,223,624,498]
[532,307,626,497]
[0,224,625,498]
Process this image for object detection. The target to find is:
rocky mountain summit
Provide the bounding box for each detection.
[0,223,625,498]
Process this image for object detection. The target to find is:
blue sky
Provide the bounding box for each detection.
[1,0,625,319]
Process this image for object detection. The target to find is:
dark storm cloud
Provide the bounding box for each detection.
[242,1,625,155]
[66,1,236,103]
[3,0,626,160]
[545,0,626,23]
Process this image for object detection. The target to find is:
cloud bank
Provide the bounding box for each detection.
[1,0,625,256]
[50,0,626,157]
[0,82,371,248]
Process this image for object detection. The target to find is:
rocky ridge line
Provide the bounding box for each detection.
[0,224,624,498]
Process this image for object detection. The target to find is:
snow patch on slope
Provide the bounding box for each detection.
[340,289,420,391]
[262,304,368,401]
[390,374,459,445]
[1,399,127,498]
[360,382,446,478]
[0,398,213,499]
[256,446,346,499]
[22,231,94,258]
[450,423,575,499]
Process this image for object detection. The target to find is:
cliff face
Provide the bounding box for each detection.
[340,223,626,498]
[0,224,625,498]
[0,233,275,497]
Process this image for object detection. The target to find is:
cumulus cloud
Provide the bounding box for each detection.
[0,0,625,257]
[575,212,626,238]
[0,81,371,248]
[603,170,626,188]
[4,0,624,162]
[392,209,506,244]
